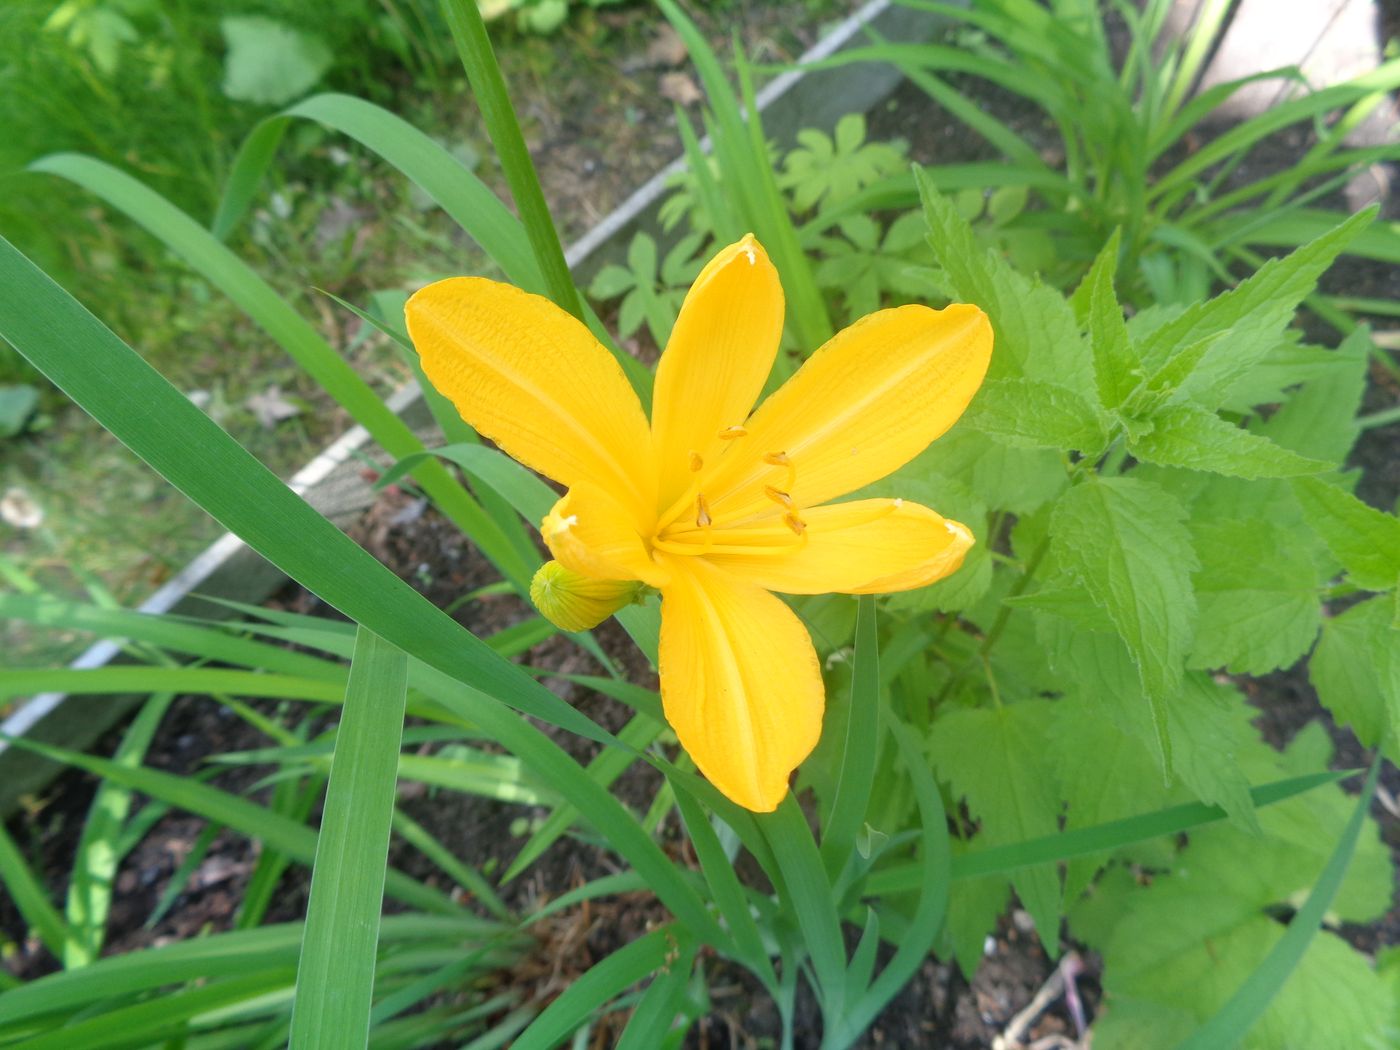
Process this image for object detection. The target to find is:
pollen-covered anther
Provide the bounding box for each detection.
[782,512,807,536]
[696,493,713,528]
[688,451,704,472]
[764,485,793,509]
[718,425,748,440]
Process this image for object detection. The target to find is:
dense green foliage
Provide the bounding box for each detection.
[1,0,1398,1046]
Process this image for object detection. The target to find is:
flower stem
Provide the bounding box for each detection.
[439,0,583,321]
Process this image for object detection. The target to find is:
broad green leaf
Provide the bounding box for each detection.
[928,701,1061,951]
[1135,209,1373,407]
[1254,327,1371,464]
[1097,759,1391,1050]
[1188,519,1323,675]
[913,429,1066,515]
[1035,616,1255,827]
[1049,700,1178,900]
[220,16,331,105]
[289,628,407,1050]
[961,377,1106,454]
[917,167,1094,399]
[1128,403,1330,479]
[1293,477,1400,590]
[1310,595,1400,749]
[1050,476,1197,711]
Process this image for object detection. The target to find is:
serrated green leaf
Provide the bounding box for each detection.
[1310,595,1400,749]
[928,701,1061,951]
[1188,520,1322,675]
[961,377,1106,453]
[1293,477,1400,590]
[1050,477,1198,706]
[1135,209,1373,408]
[1253,327,1370,464]
[1087,753,1393,1050]
[913,428,1067,515]
[1128,402,1330,479]
[917,167,1094,400]
[1080,230,1141,410]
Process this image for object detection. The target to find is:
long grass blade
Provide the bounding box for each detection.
[0,824,71,961]
[864,769,1350,895]
[510,927,674,1050]
[62,692,175,967]
[822,596,881,879]
[27,154,529,587]
[289,628,408,1050]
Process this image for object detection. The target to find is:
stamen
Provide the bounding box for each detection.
[764,450,798,492]
[718,425,748,440]
[783,513,806,536]
[764,486,793,509]
[688,451,704,472]
[696,494,712,528]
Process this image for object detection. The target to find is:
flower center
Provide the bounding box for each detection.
[651,426,808,557]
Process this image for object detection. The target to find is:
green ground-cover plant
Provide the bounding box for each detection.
[2,0,1399,1046]
[808,0,1400,341]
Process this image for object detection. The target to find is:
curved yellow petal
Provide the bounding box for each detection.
[542,485,670,588]
[658,558,823,812]
[698,499,975,594]
[406,277,656,522]
[703,304,992,523]
[652,234,784,509]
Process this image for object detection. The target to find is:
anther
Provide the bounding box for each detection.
[718,425,748,440]
[688,451,704,472]
[783,513,806,536]
[696,494,713,528]
[764,485,793,508]
[763,451,789,467]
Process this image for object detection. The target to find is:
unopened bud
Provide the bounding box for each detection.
[529,561,642,632]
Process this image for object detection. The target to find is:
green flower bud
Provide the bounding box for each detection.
[529,561,643,632]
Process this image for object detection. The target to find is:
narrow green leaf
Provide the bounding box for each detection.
[821,596,881,879]
[3,735,456,917]
[864,770,1348,894]
[510,928,674,1050]
[765,796,848,1017]
[289,628,407,1050]
[0,824,71,960]
[30,153,530,587]
[614,932,698,1050]
[64,693,175,967]
[0,236,617,747]
[438,0,582,323]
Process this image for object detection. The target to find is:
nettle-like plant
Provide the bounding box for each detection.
[2,1,1398,1047]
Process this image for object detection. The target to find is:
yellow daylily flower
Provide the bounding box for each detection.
[405,235,992,812]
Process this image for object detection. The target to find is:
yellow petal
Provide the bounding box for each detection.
[700,499,975,594]
[406,277,656,522]
[703,304,992,523]
[657,558,823,812]
[542,485,670,588]
[651,235,784,509]
[530,561,642,631]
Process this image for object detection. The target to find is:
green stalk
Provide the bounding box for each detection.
[439,0,582,321]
